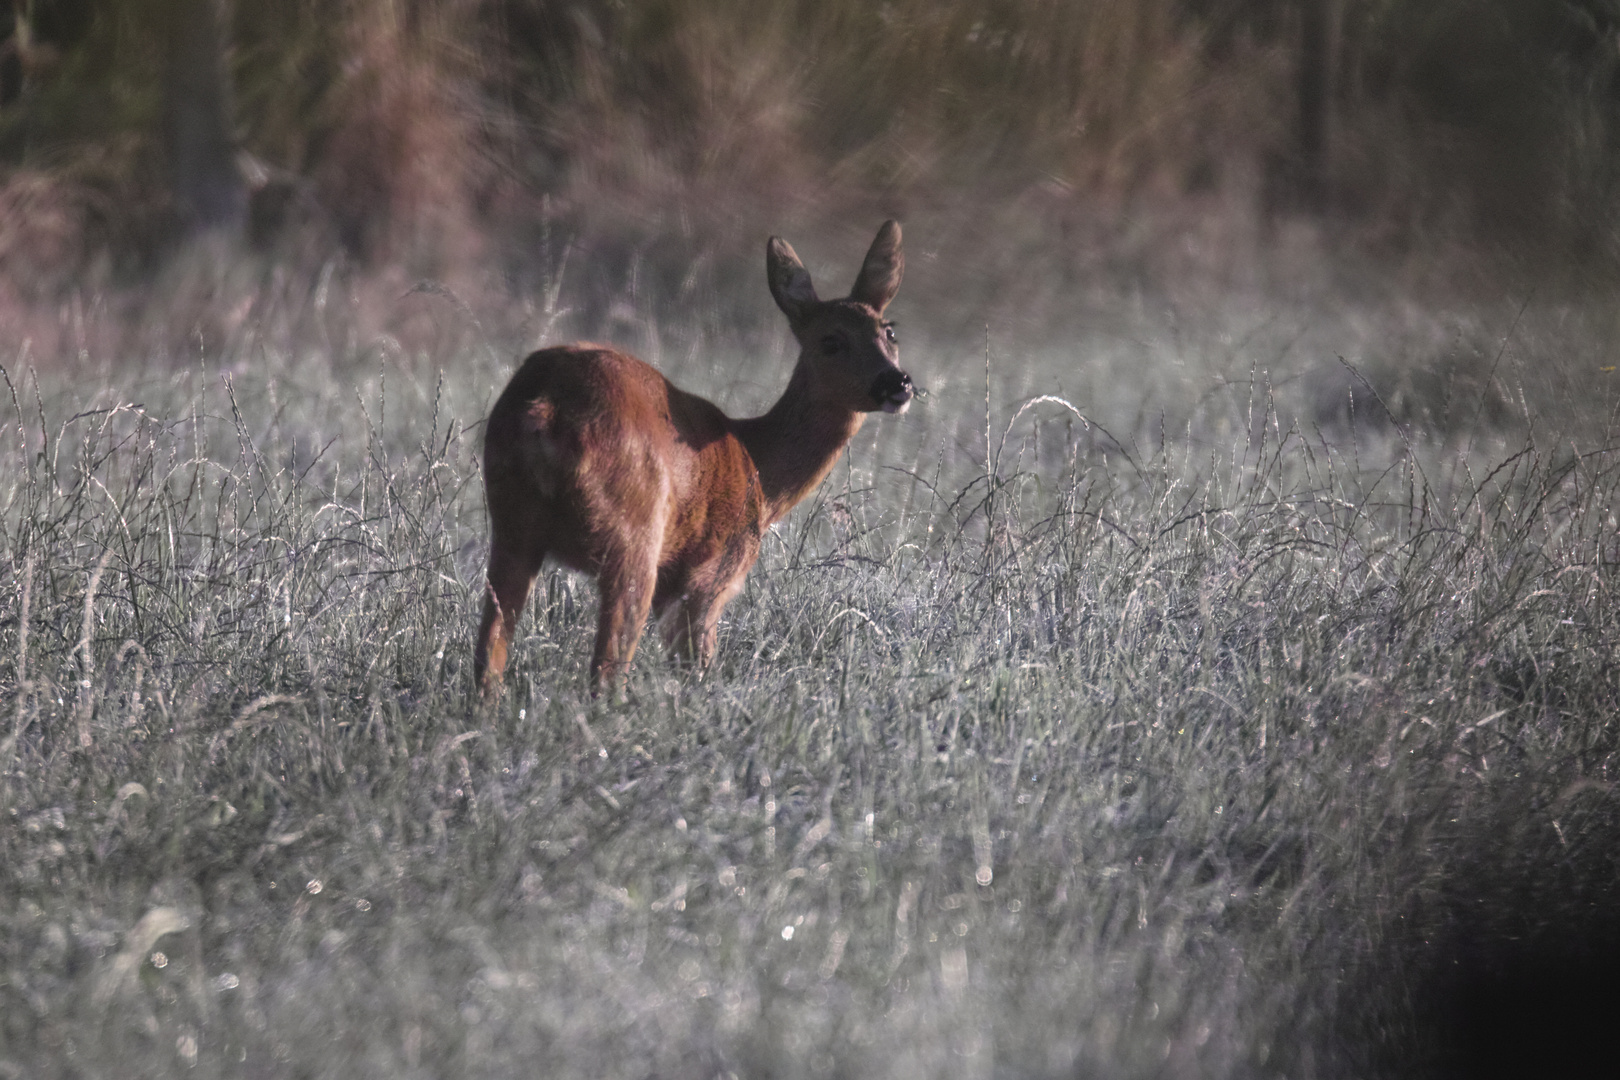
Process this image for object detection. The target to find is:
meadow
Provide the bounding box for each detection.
[2,244,1619,1078]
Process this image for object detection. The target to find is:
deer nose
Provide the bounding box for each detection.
[871,369,914,413]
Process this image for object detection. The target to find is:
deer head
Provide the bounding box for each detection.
[766,220,913,415]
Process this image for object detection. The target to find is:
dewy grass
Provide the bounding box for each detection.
[1,303,1618,1079]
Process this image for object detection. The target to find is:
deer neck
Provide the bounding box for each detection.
[734,364,864,527]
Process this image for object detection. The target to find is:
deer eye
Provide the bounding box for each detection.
[821,335,844,354]
[883,323,897,344]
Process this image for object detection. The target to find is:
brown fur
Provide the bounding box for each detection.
[475,221,911,697]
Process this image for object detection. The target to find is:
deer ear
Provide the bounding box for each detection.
[850,220,903,313]
[767,237,819,321]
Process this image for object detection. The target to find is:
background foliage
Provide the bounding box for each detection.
[6,1,1620,314]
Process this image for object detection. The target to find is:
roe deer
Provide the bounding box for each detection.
[475,221,912,698]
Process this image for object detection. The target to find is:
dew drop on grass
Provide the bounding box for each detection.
[215,972,240,991]
[306,879,322,895]
[151,951,168,969]
[781,925,794,940]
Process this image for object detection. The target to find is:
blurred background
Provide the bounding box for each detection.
[3,0,1620,366]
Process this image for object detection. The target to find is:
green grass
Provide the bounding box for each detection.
[2,285,1619,1079]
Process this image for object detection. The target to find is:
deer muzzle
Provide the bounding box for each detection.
[871,369,914,414]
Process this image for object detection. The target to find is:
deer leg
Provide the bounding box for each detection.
[590,547,661,692]
[660,568,749,672]
[475,539,545,702]
[661,595,720,671]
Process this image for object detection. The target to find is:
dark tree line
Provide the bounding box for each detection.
[5,1,1620,267]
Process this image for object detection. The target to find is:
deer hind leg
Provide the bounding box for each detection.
[589,543,662,692]
[475,536,546,703]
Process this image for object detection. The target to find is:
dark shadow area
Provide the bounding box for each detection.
[1434,938,1620,1080]
[1362,784,1620,1080]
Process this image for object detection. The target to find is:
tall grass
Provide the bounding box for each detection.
[3,276,1618,1076]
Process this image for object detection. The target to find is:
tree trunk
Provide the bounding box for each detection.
[161,0,244,240]
[1294,0,1332,208]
